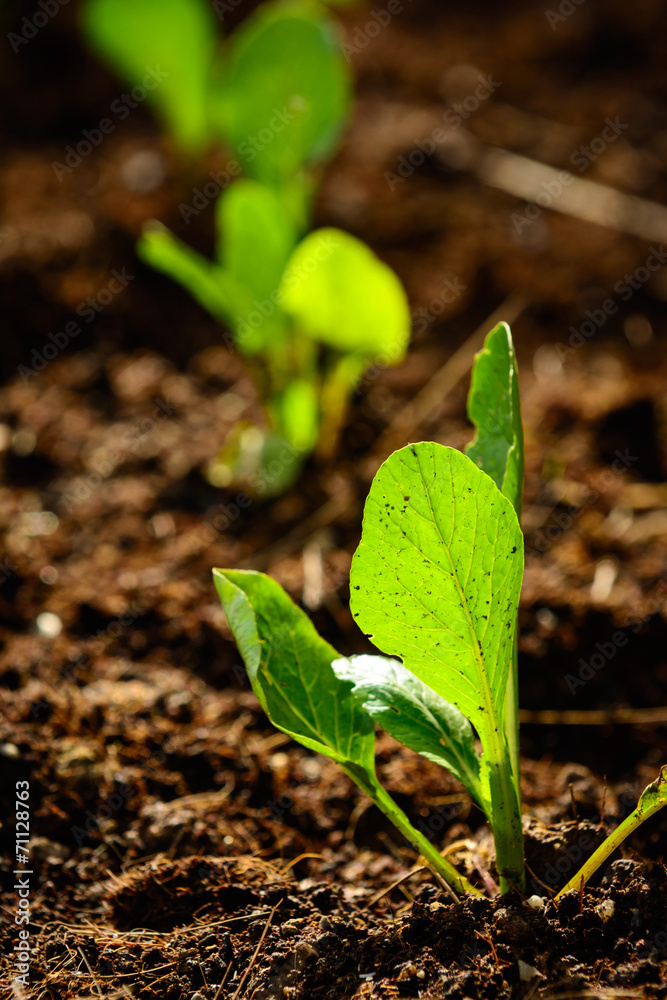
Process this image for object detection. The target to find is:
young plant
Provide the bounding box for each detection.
[82,0,407,491]
[214,321,667,897]
[82,0,352,199]
[139,215,409,491]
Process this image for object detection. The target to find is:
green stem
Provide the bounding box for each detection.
[316,353,366,462]
[556,765,667,900]
[485,732,525,895]
[505,631,521,809]
[344,766,483,898]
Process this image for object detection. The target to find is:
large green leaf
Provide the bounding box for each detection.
[219,1,352,188]
[349,443,523,736]
[349,443,526,891]
[279,228,410,360]
[81,0,217,155]
[332,654,490,816]
[465,322,524,515]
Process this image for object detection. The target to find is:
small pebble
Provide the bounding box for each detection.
[595,899,615,922]
[518,960,541,982]
[36,612,62,638]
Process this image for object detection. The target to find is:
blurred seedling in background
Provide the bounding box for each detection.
[214,322,667,897]
[82,0,408,493]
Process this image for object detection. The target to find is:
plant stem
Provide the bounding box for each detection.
[555,765,667,900]
[345,766,483,898]
[505,631,522,808]
[485,731,525,895]
[316,353,366,461]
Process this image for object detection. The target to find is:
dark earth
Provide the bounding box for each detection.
[3,0,667,996]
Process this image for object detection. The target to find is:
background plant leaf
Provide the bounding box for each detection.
[349,443,524,735]
[332,654,490,815]
[465,321,524,514]
[137,225,258,346]
[81,0,217,155]
[219,1,351,190]
[279,228,410,360]
[215,180,297,306]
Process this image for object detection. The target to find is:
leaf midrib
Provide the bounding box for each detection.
[410,448,499,734]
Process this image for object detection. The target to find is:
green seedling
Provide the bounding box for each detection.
[82,0,351,211]
[81,0,219,156]
[140,213,409,491]
[83,0,396,490]
[214,321,667,897]
[556,766,667,898]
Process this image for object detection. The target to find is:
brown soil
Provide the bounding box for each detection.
[2,0,667,997]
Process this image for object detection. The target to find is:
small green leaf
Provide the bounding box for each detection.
[464,321,524,802]
[216,180,298,304]
[280,228,410,360]
[465,322,524,515]
[332,654,490,816]
[220,1,351,189]
[138,224,253,343]
[213,569,376,769]
[81,0,217,155]
[215,180,297,352]
[274,379,320,454]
